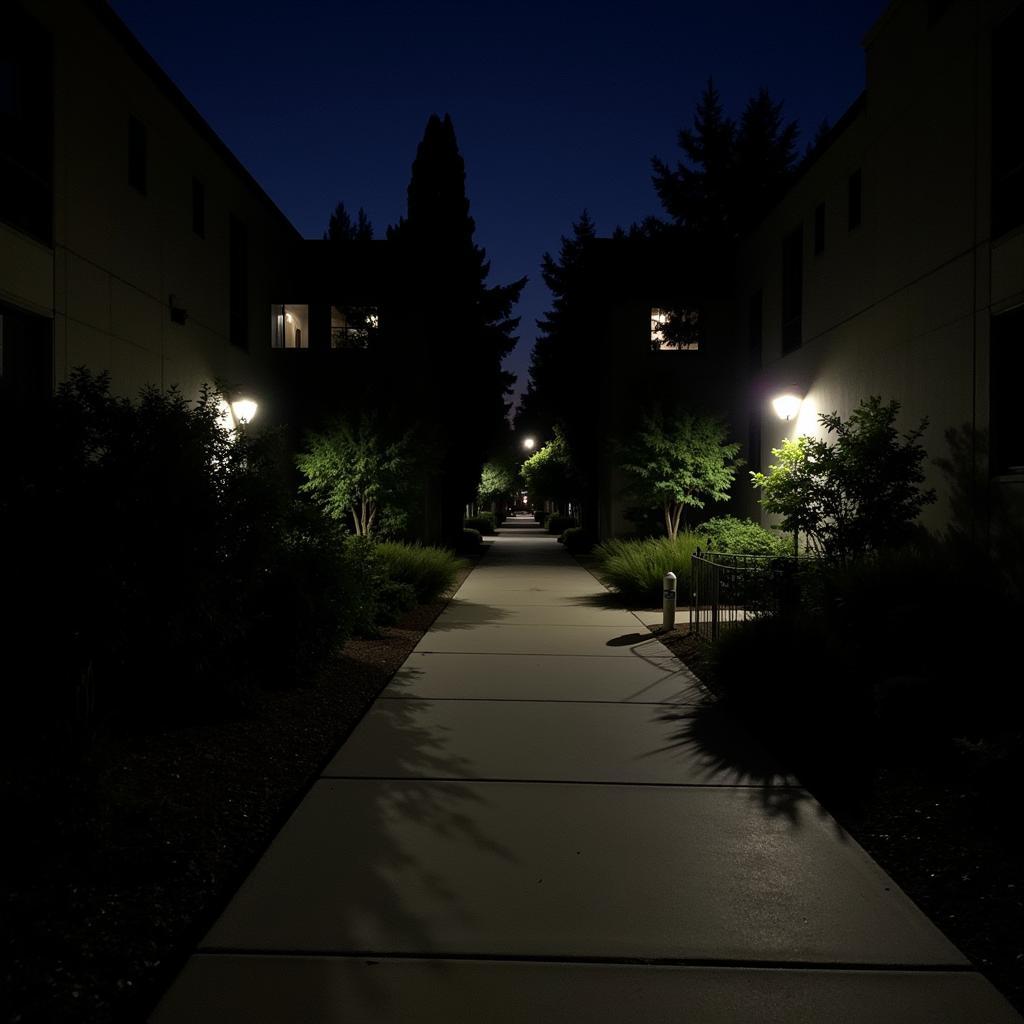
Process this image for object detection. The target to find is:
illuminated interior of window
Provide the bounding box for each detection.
[270,304,309,348]
[330,305,379,349]
[651,307,700,351]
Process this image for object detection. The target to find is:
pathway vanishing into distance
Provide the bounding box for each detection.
[152,516,1020,1022]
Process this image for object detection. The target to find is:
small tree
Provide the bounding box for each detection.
[619,411,741,539]
[751,396,935,563]
[296,415,411,537]
[477,459,518,508]
[521,429,578,512]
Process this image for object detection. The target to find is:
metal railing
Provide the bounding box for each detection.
[690,548,811,642]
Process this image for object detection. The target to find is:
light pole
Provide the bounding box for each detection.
[772,390,803,555]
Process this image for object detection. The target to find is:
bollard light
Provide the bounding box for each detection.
[662,571,677,632]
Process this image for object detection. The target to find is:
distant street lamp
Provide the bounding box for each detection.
[522,436,536,451]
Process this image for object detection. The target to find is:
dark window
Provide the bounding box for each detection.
[0,4,53,244]
[229,215,248,348]
[129,116,147,195]
[991,307,1024,475]
[0,300,53,399]
[747,289,763,370]
[991,4,1024,238]
[848,169,862,230]
[814,202,826,255]
[781,227,803,354]
[192,177,205,238]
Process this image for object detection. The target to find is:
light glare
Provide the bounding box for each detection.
[772,393,802,421]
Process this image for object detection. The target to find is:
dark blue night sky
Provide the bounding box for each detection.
[112,0,889,403]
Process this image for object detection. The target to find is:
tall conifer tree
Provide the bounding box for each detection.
[389,114,525,544]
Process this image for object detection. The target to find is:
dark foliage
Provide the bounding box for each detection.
[0,371,367,746]
[464,513,496,535]
[545,514,577,536]
[651,79,799,243]
[516,212,601,527]
[387,114,526,546]
[324,200,373,242]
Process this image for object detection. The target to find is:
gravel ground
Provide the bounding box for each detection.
[1,563,475,1024]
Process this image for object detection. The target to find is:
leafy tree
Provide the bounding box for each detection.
[388,114,525,545]
[296,414,412,537]
[477,458,518,506]
[324,201,373,241]
[521,429,579,511]
[751,396,935,563]
[618,410,742,540]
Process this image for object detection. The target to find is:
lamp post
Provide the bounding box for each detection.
[772,390,803,555]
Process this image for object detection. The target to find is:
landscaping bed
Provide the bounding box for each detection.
[1,562,475,1024]
[654,624,1024,1017]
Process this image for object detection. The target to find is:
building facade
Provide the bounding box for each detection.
[1,0,301,417]
[734,0,1024,536]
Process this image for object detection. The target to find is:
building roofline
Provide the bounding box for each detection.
[862,0,903,48]
[85,0,302,241]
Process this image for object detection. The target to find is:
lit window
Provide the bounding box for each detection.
[331,305,378,349]
[651,307,700,351]
[270,304,309,348]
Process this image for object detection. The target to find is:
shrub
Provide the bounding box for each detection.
[546,515,577,535]
[696,516,790,556]
[465,513,496,535]
[458,527,483,554]
[375,542,467,603]
[751,396,935,564]
[592,533,702,604]
[535,510,549,525]
[0,369,348,741]
[560,526,596,555]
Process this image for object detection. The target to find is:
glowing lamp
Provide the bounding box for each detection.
[523,437,536,451]
[772,393,803,421]
[231,398,258,425]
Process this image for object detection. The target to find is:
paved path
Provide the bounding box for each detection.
[152,518,1020,1022]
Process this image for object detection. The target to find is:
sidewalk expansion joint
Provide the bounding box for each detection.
[315,775,806,791]
[192,948,977,974]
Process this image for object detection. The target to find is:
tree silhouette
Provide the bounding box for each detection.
[323,201,373,242]
[516,211,601,525]
[651,78,799,243]
[388,114,525,545]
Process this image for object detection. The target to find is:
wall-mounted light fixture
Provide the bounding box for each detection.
[217,395,259,434]
[771,392,803,421]
[230,398,258,426]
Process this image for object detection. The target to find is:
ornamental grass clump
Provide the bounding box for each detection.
[375,542,467,603]
[593,533,702,604]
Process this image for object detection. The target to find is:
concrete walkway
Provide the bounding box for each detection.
[152,517,1021,1022]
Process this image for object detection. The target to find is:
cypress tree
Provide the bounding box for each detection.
[389,114,525,544]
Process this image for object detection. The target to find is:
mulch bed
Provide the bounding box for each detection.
[653,623,1024,1017]
[1,563,474,1024]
